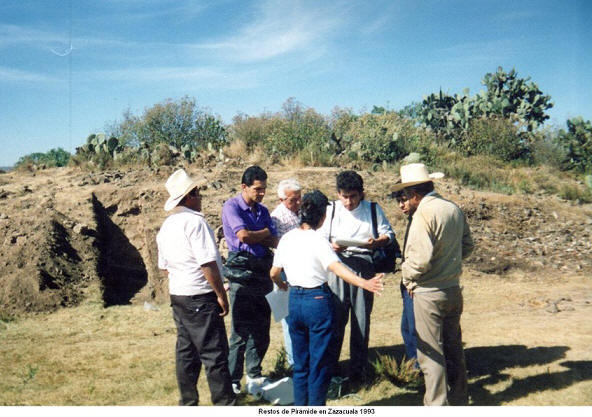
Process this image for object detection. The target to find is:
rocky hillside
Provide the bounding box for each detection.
[1,162,590,315]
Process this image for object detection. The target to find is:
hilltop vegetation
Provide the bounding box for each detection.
[14,67,592,203]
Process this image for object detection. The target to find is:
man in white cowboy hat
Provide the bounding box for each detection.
[156,169,235,406]
[392,163,474,406]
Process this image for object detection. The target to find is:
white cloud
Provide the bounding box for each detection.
[437,39,524,67]
[90,0,213,22]
[0,24,65,47]
[0,66,57,83]
[195,0,348,62]
[85,65,260,90]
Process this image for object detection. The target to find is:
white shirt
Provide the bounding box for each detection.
[318,200,394,253]
[156,206,223,296]
[271,203,300,238]
[273,228,339,288]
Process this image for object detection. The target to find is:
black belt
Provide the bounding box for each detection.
[171,292,215,300]
[291,283,329,290]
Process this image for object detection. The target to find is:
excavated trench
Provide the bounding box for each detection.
[91,193,148,307]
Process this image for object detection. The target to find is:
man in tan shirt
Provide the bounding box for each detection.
[393,164,473,406]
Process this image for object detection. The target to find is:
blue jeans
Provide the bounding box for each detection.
[288,284,335,406]
[400,282,418,362]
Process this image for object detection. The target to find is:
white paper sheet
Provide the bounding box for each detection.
[265,288,290,322]
[334,237,368,247]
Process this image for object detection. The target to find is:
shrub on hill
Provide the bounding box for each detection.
[103,96,227,162]
[334,112,427,163]
[15,148,71,170]
[557,116,592,173]
[459,117,530,162]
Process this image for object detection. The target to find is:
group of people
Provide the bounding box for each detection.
[156,163,473,407]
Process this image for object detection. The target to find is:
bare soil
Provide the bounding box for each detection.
[0,162,590,405]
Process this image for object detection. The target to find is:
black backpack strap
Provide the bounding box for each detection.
[370,202,379,239]
[329,201,336,241]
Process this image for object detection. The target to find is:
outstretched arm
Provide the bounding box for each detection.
[328,261,383,295]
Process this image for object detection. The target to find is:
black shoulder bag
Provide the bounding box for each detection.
[370,202,401,273]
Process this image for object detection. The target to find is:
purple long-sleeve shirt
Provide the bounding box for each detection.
[222,194,277,258]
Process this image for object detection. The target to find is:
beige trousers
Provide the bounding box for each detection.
[413,286,468,406]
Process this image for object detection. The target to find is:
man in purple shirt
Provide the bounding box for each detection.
[222,165,279,395]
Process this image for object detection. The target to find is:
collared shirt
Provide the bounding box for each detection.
[318,199,395,254]
[221,194,277,258]
[156,206,223,296]
[402,193,474,293]
[271,202,300,239]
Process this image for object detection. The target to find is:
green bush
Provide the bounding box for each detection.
[264,99,333,158]
[370,353,421,388]
[460,117,530,161]
[266,109,332,156]
[229,113,274,151]
[557,117,592,173]
[107,96,227,151]
[15,148,71,169]
[338,112,426,163]
[530,127,567,168]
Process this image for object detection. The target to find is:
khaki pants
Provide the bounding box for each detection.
[413,286,468,406]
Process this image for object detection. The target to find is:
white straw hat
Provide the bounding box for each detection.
[391,163,444,192]
[164,169,206,211]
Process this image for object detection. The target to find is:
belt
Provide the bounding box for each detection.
[290,283,329,291]
[170,292,215,300]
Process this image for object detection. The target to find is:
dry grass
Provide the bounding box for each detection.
[222,139,248,159]
[439,154,592,203]
[1,270,591,406]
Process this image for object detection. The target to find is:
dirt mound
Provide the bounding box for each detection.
[458,192,592,277]
[0,208,98,314]
[0,164,591,316]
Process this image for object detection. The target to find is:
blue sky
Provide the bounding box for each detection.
[1,0,590,167]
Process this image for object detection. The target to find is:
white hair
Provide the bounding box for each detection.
[277,178,301,199]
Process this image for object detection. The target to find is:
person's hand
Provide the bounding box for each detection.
[217,295,229,317]
[362,238,377,250]
[407,288,414,299]
[277,280,289,291]
[365,273,384,295]
[332,242,346,252]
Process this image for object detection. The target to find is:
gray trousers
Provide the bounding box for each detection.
[328,252,375,378]
[171,293,236,406]
[228,280,271,385]
[413,286,468,406]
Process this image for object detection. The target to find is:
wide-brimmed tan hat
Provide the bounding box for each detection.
[391,163,444,192]
[164,169,206,211]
